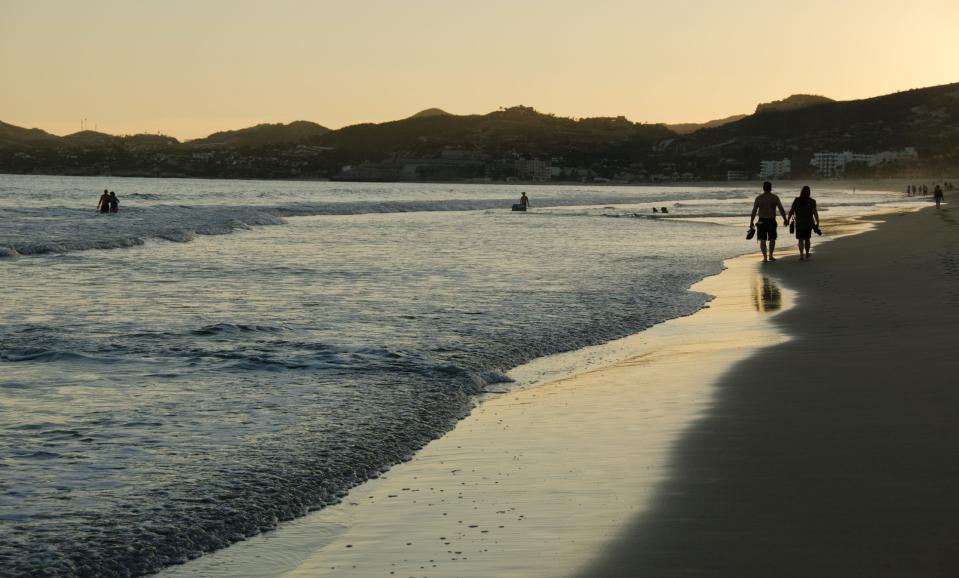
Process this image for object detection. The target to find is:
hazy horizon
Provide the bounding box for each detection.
[2,0,957,140]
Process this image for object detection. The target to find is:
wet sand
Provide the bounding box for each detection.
[578,205,959,576]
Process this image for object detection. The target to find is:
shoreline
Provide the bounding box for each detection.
[2,172,952,191]
[158,209,895,577]
[160,205,924,578]
[577,204,958,576]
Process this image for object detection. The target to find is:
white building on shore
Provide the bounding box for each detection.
[515,159,552,181]
[811,147,918,177]
[759,159,792,179]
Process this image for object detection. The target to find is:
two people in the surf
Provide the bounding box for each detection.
[97,189,120,214]
[749,181,820,262]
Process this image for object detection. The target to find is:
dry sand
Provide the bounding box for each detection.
[578,204,959,577]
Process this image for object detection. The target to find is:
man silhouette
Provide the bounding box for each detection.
[749,181,788,262]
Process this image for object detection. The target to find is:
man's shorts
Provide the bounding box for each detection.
[757,218,777,241]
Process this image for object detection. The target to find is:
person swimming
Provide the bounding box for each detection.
[109,191,119,213]
[98,189,111,214]
[512,192,530,211]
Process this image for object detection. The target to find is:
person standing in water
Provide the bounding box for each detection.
[749,181,788,262]
[97,189,111,214]
[934,184,944,208]
[519,192,530,209]
[786,186,820,261]
[109,191,120,213]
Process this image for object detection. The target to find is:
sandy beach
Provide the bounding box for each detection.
[156,201,957,578]
[579,204,959,577]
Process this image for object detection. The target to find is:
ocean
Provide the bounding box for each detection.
[0,175,906,576]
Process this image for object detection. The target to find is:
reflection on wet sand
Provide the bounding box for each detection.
[751,275,782,312]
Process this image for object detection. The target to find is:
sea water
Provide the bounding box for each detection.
[0,175,905,576]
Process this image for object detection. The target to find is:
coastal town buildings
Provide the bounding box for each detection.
[759,159,792,179]
[515,159,552,181]
[811,147,918,177]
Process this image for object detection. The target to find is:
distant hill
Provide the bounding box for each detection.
[62,130,120,147]
[0,125,179,149]
[664,95,834,135]
[311,105,674,162]
[124,134,179,147]
[409,108,452,119]
[666,114,748,135]
[755,94,835,114]
[0,121,58,147]
[1,82,956,180]
[189,121,330,147]
[663,82,959,176]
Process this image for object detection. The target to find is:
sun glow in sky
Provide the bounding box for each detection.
[1,0,957,140]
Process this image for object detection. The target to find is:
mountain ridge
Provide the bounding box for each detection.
[1,83,956,179]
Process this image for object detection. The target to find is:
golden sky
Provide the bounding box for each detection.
[1,0,957,140]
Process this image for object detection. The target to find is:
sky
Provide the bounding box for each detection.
[1,0,957,140]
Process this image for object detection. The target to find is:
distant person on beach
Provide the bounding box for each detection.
[97,189,111,214]
[749,181,788,262]
[519,192,529,209]
[787,186,820,261]
[934,184,944,208]
[109,191,119,213]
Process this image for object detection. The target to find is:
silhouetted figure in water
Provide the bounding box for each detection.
[109,191,119,213]
[934,184,944,208]
[787,186,820,261]
[98,189,111,213]
[512,192,529,211]
[749,181,788,262]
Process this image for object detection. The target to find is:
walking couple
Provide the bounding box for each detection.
[749,181,820,262]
